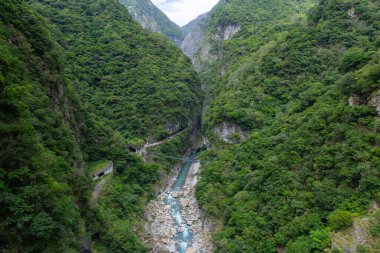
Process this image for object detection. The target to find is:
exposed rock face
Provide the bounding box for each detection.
[350,90,380,117]
[332,218,371,253]
[181,8,241,68]
[194,42,217,71]
[368,90,380,117]
[331,203,379,253]
[220,24,240,40]
[192,24,241,72]
[348,95,365,106]
[119,0,183,44]
[348,8,358,20]
[181,13,209,59]
[213,122,248,143]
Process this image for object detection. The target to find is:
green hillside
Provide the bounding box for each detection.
[0,0,202,252]
[27,0,202,159]
[195,0,380,252]
[0,0,87,251]
[1,0,379,252]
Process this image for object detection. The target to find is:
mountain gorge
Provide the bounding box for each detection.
[190,0,380,252]
[1,0,201,252]
[119,0,184,44]
[0,0,379,252]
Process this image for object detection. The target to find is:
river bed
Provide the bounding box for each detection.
[142,153,213,253]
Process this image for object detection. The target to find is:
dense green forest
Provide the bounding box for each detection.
[0,0,201,252]
[0,0,89,251]
[1,0,379,252]
[195,0,380,252]
[27,0,202,152]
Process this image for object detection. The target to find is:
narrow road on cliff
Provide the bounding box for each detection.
[91,178,107,206]
[137,128,188,158]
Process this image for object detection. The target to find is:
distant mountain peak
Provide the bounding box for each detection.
[119,0,184,44]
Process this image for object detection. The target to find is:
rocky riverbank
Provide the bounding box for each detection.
[142,161,213,253]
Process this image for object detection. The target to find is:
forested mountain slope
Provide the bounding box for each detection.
[195,0,380,252]
[27,0,202,158]
[0,0,202,252]
[0,1,88,251]
[196,0,316,118]
[1,0,379,252]
[119,0,184,44]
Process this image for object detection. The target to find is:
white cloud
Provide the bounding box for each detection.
[151,0,219,26]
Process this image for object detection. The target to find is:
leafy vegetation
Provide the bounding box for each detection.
[0,0,88,251]
[1,0,201,252]
[27,0,202,155]
[2,0,379,252]
[195,0,380,252]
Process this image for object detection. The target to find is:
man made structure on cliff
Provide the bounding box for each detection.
[92,162,114,180]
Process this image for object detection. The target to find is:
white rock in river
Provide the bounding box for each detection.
[180,199,189,207]
[160,215,171,223]
[178,226,185,233]
[185,247,197,253]
[153,244,171,253]
[161,238,170,245]
[158,193,167,201]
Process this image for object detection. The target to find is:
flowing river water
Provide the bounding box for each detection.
[143,152,213,253]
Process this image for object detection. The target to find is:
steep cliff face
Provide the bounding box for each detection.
[119,0,183,44]
[180,13,209,60]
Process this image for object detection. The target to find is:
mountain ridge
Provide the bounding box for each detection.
[119,0,184,44]
[1,0,202,251]
[0,0,379,252]
[191,0,380,252]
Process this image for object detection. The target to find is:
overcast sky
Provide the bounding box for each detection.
[151,0,219,26]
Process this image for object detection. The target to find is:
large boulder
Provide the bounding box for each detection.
[185,247,197,253]
[180,199,190,207]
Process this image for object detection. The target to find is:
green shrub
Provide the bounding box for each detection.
[286,237,312,253]
[340,47,369,72]
[328,210,358,231]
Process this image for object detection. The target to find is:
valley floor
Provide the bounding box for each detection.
[142,159,213,253]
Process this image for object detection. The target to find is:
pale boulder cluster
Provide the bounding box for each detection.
[142,162,213,253]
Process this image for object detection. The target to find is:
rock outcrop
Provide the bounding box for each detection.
[219,24,240,40]
[348,95,365,106]
[349,90,380,117]
[180,13,209,60]
[368,90,380,117]
[213,122,248,144]
[331,202,379,253]
[119,0,183,44]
